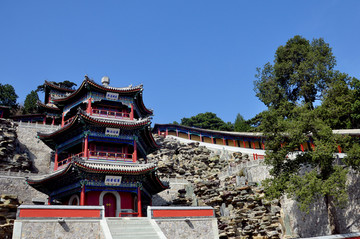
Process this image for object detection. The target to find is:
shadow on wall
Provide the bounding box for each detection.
[283,170,360,237]
[337,170,360,232]
[152,194,171,206]
[282,195,329,237]
[16,139,39,173]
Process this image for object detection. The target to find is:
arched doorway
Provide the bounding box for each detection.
[103,193,116,217]
[68,194,80,205]
[99,191,121,217]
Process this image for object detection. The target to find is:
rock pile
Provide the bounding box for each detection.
[0,119,33,172]
[150,135,282,238]
[148,135,246,181]
[194,175,282,238]
[0,194,22,239]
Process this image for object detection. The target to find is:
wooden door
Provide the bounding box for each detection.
[103,193,116,217]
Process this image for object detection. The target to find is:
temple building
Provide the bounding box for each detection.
[26,76,168,217]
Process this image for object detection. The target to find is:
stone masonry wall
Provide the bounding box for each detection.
[150,136,282,238]
[0,120,53,238]
[155,218,219,239]
[151,135,360,238]
[16,126,54,174]
[14,220,105,239]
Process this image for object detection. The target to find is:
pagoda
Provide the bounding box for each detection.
[37,80,75,125]
[26,76,168,217]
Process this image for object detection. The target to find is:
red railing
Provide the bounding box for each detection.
[58,152,84,167]
[119,212,139,217]
[89,151,133,162]
[63,116,75,126]
[92,109,130,119]
[253,153,265,160]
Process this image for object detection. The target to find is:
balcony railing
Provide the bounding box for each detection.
[253,153,265,160]
[57,152,84,168]
[63,116,75,126]
[89,150,133,162]
[56,150,133,169]
[91,109,130,119]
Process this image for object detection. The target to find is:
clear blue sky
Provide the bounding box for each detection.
[1,1,360,124]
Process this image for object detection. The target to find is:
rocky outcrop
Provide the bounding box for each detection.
[150,135,282,238]
[0,119,34,172]
[0,194,22,239]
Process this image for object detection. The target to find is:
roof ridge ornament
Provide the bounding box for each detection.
[101,76,110,87]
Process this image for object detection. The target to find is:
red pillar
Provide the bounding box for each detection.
[300,144,304,152]
[243,141,247,148]
[86,98,92,115]
[311,143,315,151]
[166,129,168,137]
[137,187,142,217]
[262,142,265,150]
[54,150,58,171]
[252,142,256,149]
[80,184,85,206]
[83,135,89,158]
[43,116,46,125]
[200,134,202,142]
[52,116,55,125]
[130,104,134,120]
[133,140,137,163]
[337,145,342,153]
[223,138,226,145]
[61,113,64,127]
[188,132,190,140]
[233,140,236,147]
[211,137,214,144]
[176,129,179,137]
[48,197,51,205]
[158,129,160,136]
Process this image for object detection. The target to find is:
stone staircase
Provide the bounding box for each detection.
[106,217,166,239]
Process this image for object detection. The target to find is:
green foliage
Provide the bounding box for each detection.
[23,90,39,114]
[261,104,352,212]
[234,113,250,132]
[317,72,360,129]
[255,36,360,227]
[255,35,335,109]
[180,112,234,131]
[0,83,18,107]
[36,80,77,92]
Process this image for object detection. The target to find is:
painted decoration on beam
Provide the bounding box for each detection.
[105,176,122,186]
[106,92,119,101]
[105,128,120,136]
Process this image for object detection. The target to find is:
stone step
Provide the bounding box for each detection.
[112,235,160,239]
[108,225,154,232]
[106,218,162,239]
[112,231,159,236]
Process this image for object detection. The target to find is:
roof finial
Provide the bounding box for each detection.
[101,76,110,87]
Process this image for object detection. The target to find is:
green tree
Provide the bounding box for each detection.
[23,90,39,114]
[234,113,250,132]
[0,83,18,107]
[181,112,234,131]
[36,80,77,93]
[255,35,360,234]
[255,35,336,109]
[317,72,358,129]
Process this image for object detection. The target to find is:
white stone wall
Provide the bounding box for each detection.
[16,127,53,174]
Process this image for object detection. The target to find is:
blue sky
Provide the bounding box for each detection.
[1,1,360,124]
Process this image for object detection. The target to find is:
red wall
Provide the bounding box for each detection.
[120,192,134,210]
[86,191,101,205]
[64,191,135,211]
